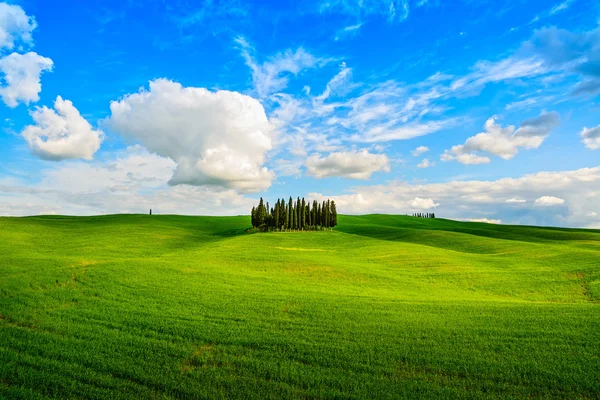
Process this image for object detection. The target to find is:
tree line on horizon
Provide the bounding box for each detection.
[412,213,436,218]
[251,197,338,231]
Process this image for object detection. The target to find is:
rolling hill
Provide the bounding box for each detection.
[0,214,598,399]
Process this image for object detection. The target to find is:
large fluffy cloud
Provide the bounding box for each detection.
[442,112,559,164]
[581,125,600,150]
[0,52,53,107]
[21,96,103,160]
[305,149,390,179]
[0,3,37,51]
[107,79,274,192]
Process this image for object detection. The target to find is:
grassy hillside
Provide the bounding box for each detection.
[0,214,598,399]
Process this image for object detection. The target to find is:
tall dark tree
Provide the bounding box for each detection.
[301,198,306,230]
[257,198,266,226]
[251,196,340,231]
[330,200,338,227]
[288,197,293,230]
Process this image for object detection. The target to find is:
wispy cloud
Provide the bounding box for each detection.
[235,36,329,98]
[334,23,364,41]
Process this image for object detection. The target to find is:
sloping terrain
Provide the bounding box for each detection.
[0,214,598,399]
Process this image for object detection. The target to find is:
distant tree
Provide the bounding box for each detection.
[257,198,266,226]
[301,198,306,230]
[149,209,152,216]
[288,197,293,230]
[251,196,340,232]
[331,201,337,227]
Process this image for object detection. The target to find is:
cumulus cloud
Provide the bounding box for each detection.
[534,196,565,206]
[308,166,600,227]
[0,52,53,107]
[21,96,103,160]
[441,151,490,165]
[441,112,559,164]
[581,125,600,150]
[417,158,433,168]
[408,197,438,210]
[0,146,255,216]
[506,198,526,203]
[411,145,429,156]
[0,3,37,51]
[107,79,274,193]
[305,149,390,179]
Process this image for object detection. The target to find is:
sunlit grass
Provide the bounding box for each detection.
[1,214,598,399]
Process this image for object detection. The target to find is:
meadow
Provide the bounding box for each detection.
[0,214,598,399]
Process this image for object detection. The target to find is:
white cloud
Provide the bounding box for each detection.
[0,52,53,107]
[305,149,390,179]
[441,112,559,164]
[106,79,275,193]
[320,0,414,23]
[506,197,526,203]
[441,150,490,165]
[0,147,255,216]
[335,23,363,41]
[581,125,600,150]
[549,0,574,15]
[353,119,460,142]
[411,145,429,156]
[236,36,326,98]
[308,166,600,227]
[417,158,433,168]
[0,3,37,51]
[408,197,438,210]
[534,196,565,206]
[314,62,352,103]
[463,218,502,224]
[588,212,597,217]
[21,96,103,161]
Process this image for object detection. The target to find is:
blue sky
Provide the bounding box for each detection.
[0,0,599,227]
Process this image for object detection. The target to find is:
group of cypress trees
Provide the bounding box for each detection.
[251,197,338,231]
[412,212,435,218]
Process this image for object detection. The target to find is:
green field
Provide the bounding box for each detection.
[1,214,599,399]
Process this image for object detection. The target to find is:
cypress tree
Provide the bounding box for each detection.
[274,202,280,231]
[288,197,293,230]
[331,200,337,227]
[317,203,321,228]
[251,206,256,227]
[296,197,301,229]
[301,198,306,230]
